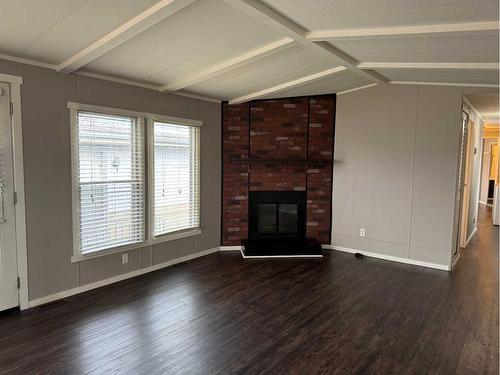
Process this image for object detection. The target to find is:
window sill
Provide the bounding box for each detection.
[70,228,202,263]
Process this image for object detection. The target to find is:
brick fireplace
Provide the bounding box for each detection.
[221,95,335,246]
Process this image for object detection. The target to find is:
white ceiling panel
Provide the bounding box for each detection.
[463,87,500,95]
[85,0,283,86]
[380,68,499,85]
[0,0,498,101]
[0,0,84,61]
[465,94,499,114]
[0,0,159,64]
[262,0,499,30]
[265,71,372,99]
[184,45,335,99]
[334,31,499,63]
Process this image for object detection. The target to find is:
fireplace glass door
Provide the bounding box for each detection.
[257,204,277,233]
[278,204,298,234]
[249,191,306,240]
[256,203,298,235]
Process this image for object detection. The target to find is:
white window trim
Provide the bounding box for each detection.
[68,102,202,263]
[67,102,203,127]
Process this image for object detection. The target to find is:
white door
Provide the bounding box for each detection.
[0,81,18,310]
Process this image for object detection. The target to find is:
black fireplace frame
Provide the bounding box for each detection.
[248,191,307,240]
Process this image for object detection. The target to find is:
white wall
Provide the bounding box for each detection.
[332,85,463,268]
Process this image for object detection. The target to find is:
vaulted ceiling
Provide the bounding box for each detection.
[0,0,498,104]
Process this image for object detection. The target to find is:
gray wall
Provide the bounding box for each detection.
[332,85,463,267]
[0,59,221,301]
[462,101,484,239]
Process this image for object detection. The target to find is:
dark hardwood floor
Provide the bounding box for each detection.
[0,205,498,374]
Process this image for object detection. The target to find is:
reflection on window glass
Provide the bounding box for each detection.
[154,122,199,236]
[77,111,144,253]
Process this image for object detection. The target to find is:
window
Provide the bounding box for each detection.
[153,122,200,236]
[75,111,145,254]
[69,102,202,259]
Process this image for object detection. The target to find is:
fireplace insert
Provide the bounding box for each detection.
[249,191,306,240]
[244,191,321,256]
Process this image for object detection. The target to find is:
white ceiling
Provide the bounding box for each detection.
[465,93,500,123]
[0,0,498,103]
[262,0,500,30]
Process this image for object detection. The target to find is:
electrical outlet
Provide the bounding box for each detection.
[122,253,128,264]
[359,228,366,237]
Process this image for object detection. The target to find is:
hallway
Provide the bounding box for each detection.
[460,203,499,273]
[452,203,499,373]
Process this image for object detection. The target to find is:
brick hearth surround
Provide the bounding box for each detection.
[221,95,336,246]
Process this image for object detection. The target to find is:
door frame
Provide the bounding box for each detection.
[459,118,475,248]
[0,73,28,310]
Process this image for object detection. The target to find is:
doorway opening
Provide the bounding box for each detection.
[0,74,27,312]
[458,114,476,249]
[480,139,498,207]
[454,94,500,269]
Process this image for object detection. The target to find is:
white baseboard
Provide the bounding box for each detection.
[324,244,450,271]
[28,247,220,309]
[28,241,451,308]
[479,200,493,207]
[219,245,242,251]
[451,253,461,270]
[465,227,478,247]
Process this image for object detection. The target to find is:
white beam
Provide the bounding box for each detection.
[358,62,500,70]
[0,52,222,103]
[221,0,387,84]
[390,81,500,88]
[57,0,196,73]
[228,66,346,104]
[337,83,378,95]
[75,71,159,90]
[307,21,500,40]
[160,37,295,92]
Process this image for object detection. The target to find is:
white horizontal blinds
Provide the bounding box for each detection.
[77,111,145,253]
[154,121,200,236]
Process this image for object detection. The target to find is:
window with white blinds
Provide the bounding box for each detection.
[76,111,145,254]
[153,121,200,236]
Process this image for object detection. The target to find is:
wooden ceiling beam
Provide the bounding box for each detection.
[307,21,500,40]
[160,37,295,92]
[57,0,196,73]
[358,62,500,70]
[229,66,346,104]
[221,0,387,84]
